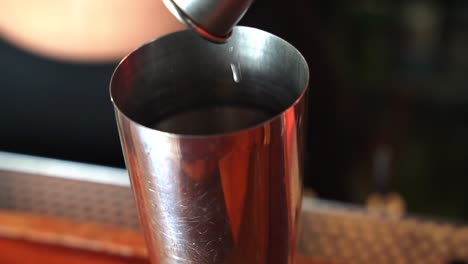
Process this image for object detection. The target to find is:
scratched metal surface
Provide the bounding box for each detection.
[0,151,467,263]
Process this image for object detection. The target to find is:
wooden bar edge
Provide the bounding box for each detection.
[0,209,340,263]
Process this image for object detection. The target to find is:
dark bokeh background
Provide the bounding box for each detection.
[244,0,468,221]
[1,0,468,221]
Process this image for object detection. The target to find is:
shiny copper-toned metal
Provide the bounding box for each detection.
[110,27,309,264]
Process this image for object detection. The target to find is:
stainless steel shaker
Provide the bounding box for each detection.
[110,26,309,263]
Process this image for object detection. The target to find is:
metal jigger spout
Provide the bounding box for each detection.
[162,0,254,42]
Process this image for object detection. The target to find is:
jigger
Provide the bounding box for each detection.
[162,0,254,42]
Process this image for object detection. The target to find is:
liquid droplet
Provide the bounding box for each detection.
[230,62,242,83]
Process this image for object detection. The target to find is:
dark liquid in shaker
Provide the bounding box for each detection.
[152,105,273,135]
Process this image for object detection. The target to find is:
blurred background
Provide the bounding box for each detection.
[1,0,468,222]
[243,0,468,221]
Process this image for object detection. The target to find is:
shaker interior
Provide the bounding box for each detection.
[110,27,309,135]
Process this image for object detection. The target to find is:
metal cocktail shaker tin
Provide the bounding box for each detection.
[110,26,309,263]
